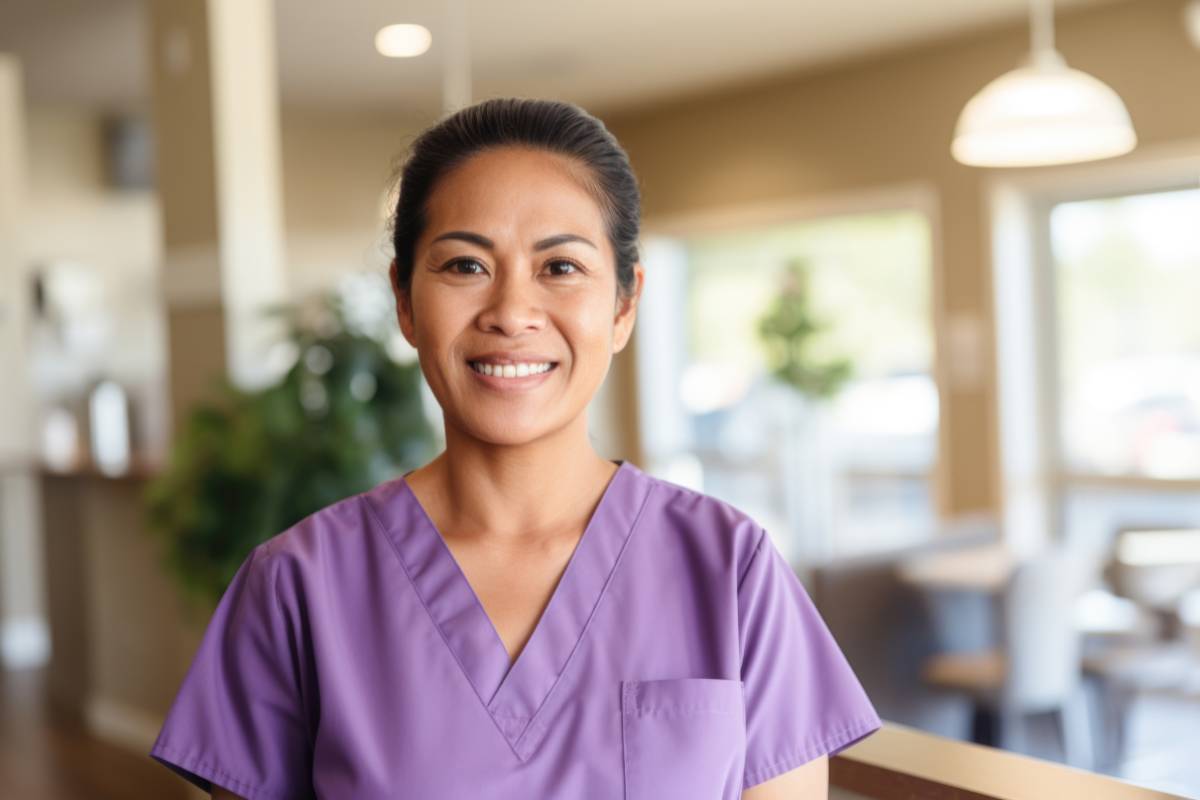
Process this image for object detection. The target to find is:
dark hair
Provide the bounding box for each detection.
[388,97,641,299]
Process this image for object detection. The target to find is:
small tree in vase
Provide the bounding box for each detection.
[757,257,853,564]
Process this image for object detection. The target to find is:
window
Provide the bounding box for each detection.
[638,204,938,563]
[1051,187,1200,480]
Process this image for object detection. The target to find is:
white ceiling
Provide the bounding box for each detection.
[0,0,1114,117]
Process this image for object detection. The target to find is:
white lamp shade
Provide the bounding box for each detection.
[952,54,1137,167]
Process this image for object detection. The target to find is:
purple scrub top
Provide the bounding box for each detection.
[149,459,882,798]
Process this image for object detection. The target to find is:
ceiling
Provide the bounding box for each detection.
[0,0,1115,117]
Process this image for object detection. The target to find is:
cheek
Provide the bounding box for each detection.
[560,292,618,354]
[411,284,470,347]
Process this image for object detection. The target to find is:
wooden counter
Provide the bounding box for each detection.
[832,721,1189,799]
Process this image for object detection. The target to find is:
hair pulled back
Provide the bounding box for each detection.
[388,97,641,299]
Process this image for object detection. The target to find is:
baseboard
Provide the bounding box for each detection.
[85,693,164,756]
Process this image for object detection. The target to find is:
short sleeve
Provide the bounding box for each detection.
[149,544,314,800]
[737,527,883,789]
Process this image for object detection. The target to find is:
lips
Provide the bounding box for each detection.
[468,360,556,378]
[465,358,559,390]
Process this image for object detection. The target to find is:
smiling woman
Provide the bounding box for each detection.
[148,97,882,800]
[391,143,629,451]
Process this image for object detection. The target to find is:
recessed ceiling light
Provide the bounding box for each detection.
[375,24,432,58]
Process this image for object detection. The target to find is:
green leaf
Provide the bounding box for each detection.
[143,288,438,607]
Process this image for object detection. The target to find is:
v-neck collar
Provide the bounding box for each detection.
[366,458,655,762]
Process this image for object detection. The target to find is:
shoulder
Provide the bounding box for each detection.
[248,477,408,582]
[633,466,767,580]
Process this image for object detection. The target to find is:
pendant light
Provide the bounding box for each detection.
[951,0,1136,167]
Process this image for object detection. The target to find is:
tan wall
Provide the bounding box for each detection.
[604,0,1200,517]
[22,103,425,313]
[277,108,427,299]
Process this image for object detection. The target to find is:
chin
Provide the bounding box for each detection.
[464,415,558,446]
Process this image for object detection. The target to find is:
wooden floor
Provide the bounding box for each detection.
[0,667,189,800]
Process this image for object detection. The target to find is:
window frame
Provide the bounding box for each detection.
[985,139,1200,554]
[636,182,945,562]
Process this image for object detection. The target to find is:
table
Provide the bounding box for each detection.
[895,541,1018,593]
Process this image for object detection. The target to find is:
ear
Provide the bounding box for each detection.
[389,259,417,347]
[612,262,645,354]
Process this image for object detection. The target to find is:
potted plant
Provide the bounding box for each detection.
[757,257,853,564]
[145,277,437,612]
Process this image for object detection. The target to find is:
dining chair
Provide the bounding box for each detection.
[1080,527,1200,770]
[1103,526,1200,640]
[1182,588,1200,660]
[919,546,1095,769]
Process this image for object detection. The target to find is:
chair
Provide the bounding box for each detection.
[1102,526,1200,640]
[919,546,1094,769]
[1181,589,1200,694]
[1080,531,1200,769]
[811,521,1001,740]
[1182,588,1200,661]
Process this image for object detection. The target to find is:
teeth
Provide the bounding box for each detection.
[469,361,554,378]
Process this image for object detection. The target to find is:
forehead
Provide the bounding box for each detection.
[421,147,607,245]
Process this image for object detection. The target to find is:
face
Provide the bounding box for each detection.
[391,146,644,447]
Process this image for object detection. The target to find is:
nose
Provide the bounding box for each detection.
[476,265,546,336]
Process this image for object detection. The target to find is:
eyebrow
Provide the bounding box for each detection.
[430,231,598,251]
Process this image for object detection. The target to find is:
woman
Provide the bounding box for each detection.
[149,97,882,799]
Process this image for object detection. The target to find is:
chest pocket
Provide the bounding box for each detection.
[621,678,746,800]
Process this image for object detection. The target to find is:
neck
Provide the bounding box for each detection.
[415,416,620,543]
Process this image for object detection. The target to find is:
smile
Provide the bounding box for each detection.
[467,360,557,378]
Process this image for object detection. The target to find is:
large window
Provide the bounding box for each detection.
[1051,187,1200,480]
[638,204,938,563]
[1042,185,1200,555]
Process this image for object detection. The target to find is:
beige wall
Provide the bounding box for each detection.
[604,0,1200,517]
[278,108,426,299]
[21,104,420,301]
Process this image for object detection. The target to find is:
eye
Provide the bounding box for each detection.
[546,259,581,276]
[445,258,486,275]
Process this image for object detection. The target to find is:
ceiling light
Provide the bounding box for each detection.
[951,0,1136,167]
[375,24,432,58]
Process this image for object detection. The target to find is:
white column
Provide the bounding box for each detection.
[208,0,288,391]
[0,56,33,461]
[148,0,289,440]
[0,54,50,669]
